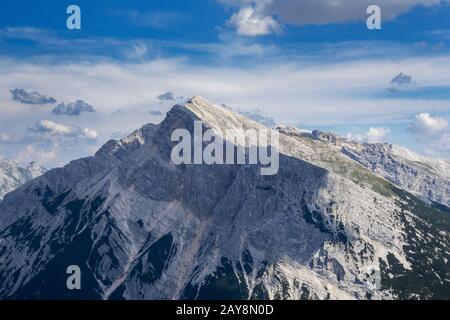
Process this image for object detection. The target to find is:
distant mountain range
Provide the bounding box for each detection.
[0,97,448,300]
[0,161,45,200]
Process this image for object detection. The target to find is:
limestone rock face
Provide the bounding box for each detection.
[340,143,450,208]
[0,97,448,300]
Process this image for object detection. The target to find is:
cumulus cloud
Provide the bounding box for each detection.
[83,128,99,140]
[366,127,391,143]
[409,113,449,138]
[2,52,450,164]
[52,100,96,116]
[347,127,390,143]
[29,120,79,136]
[227,5,281,36]
[221,0,444,26]
[406,113,450,156]
[0,123,98,166]
[10,88,56,105]
[28,120,98,140]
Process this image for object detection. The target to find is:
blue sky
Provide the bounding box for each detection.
[1,1,450,61]
[1,0,450,167]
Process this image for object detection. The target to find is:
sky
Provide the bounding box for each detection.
[1,0,450,168]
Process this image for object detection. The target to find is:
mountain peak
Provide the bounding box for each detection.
[0,97,449,300]
[176,96,268,134]
[188,95,208,104]
[182,95,232,117]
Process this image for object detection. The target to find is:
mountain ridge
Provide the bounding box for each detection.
[0,96,448,300]
[0,160,46,200]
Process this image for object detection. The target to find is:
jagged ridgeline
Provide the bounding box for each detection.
[0,161,46,201]
[0,97,448,300]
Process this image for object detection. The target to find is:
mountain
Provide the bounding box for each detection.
[0,96,449,300]
[309,130,450,209]
[0,161,46,200]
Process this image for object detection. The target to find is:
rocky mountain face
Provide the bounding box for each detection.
[0,97,449,300]
[341,144,450,208]
[309,129,450,209]
[0,161,46,200]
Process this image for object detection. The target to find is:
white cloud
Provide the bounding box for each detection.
[0,26,57,43]
[30,120,79,136]
[0,119,101,167]
[10,88,57,105]
[29,120,99,141]
[83,128,99,140]
[429,133,450,153]
[2,54,450,126]
[347,127,390,143]
[409,113,449,137]
[366,127,390,143]
[228,6,281,36]
[0,133,14,143]
[1,54,450,125]
[127,43,149,60]
[422,132,450,158]
[407,113,450,157]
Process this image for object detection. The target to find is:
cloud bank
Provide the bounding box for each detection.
[28,119,98,140]
[10,88,56,105]
[52,100,96,116]
[1,51,450,164]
